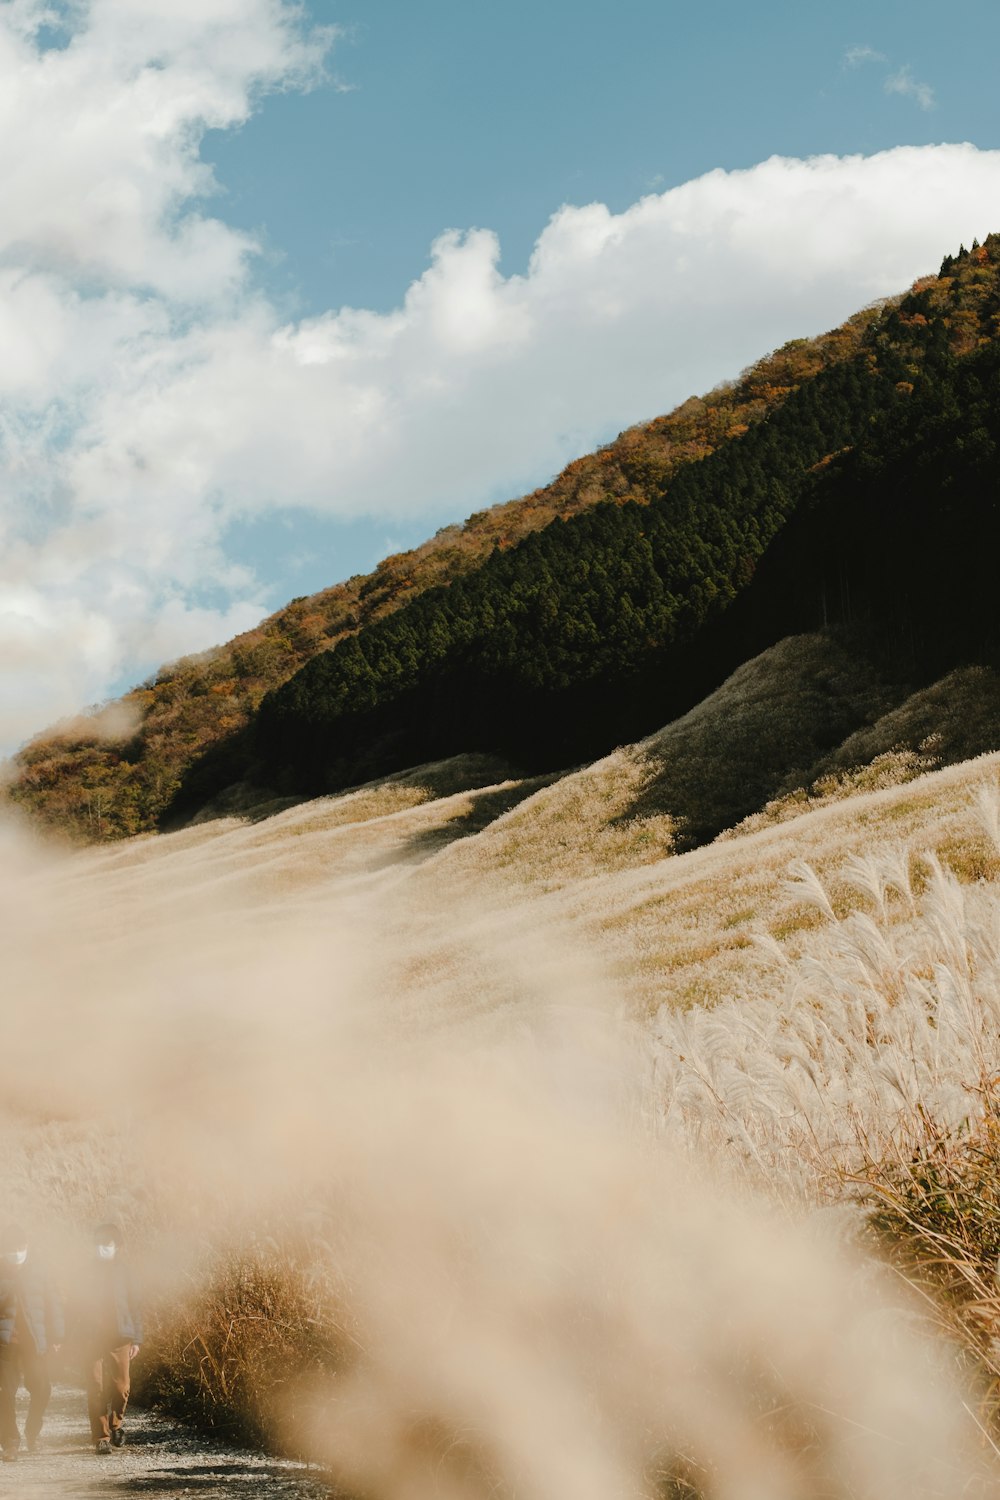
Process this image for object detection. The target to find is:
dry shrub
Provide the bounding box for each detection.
[854,1078,1000,1427]
[137,1235,347,1454]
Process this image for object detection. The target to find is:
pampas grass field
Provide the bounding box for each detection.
[6,689,1000,1495]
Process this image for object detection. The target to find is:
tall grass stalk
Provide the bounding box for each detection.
[656,789,1000,1419]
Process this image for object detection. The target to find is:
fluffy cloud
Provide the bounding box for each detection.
[2,2,1000,749]
[0,0,328,744]
[68,145,1000,535]
[0,0,328,298]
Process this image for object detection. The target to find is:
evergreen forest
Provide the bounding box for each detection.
[254,259,1000,796]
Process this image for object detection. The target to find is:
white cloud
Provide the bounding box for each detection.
[844,47,935,112]
[885,66,936,111]
[0,3,996,750]
[69,146,1000,539]
[844,45,886,67]
[0,0,330,747]
[0,1,330,301]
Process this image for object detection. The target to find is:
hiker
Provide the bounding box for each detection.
[80,1223,143,1456]
[0,1223,64,1462]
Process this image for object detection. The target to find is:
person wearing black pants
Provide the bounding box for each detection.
[0,1224,64,1461]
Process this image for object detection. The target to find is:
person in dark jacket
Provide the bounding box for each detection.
[0,1223,64,1461]
[81,1223,143,1456]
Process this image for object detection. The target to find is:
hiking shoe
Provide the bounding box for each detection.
[111,1427,125,1448]
[2,1447,18,1463]
[95,1439,112,1455]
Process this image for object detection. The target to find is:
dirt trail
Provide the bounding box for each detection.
[0,1384,333,1498]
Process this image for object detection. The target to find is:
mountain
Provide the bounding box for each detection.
[3,302,877,842]
[253,240,1000,799]
[7,236,1000,842]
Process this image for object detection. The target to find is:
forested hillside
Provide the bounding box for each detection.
[255,241,1000,797]
[8,236,1000,838]
[4,302,877,840]
[257,354,903,790]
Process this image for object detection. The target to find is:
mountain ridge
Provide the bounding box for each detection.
[7,236,1000,842]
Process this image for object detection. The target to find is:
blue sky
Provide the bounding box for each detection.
[2,0,1000,747]
[203,0,1000,597]
[204,0,1000,607]
[210,0,997,318]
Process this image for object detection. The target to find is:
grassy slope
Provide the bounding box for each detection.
[47,672,999,1027]
[435,631,902,884]
[8,686,1000,1472]
[13,626,997,1094]
[13,713,989,1198]
[378,631,1000,895]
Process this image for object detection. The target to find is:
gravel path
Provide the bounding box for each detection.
[0,1383,334,1498]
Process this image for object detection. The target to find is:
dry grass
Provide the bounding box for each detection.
[723,747,940,836]
[724,666,1000,840]
[137,1235,348,1454]
[641,785,1000,1433]
[855,1082,1000,1426]
[440,747,677,888]
[8,736,1000,1493]
[823,665,1000,777]
[444,633,898,888]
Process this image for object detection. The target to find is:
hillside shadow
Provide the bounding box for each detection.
[606,632,910,849]
[390,774,558,866]
[613,656,1000,851]
[159,725,259,830]
[164,751,522,834]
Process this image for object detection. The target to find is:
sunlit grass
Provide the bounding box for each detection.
[6,706,1000,1493]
